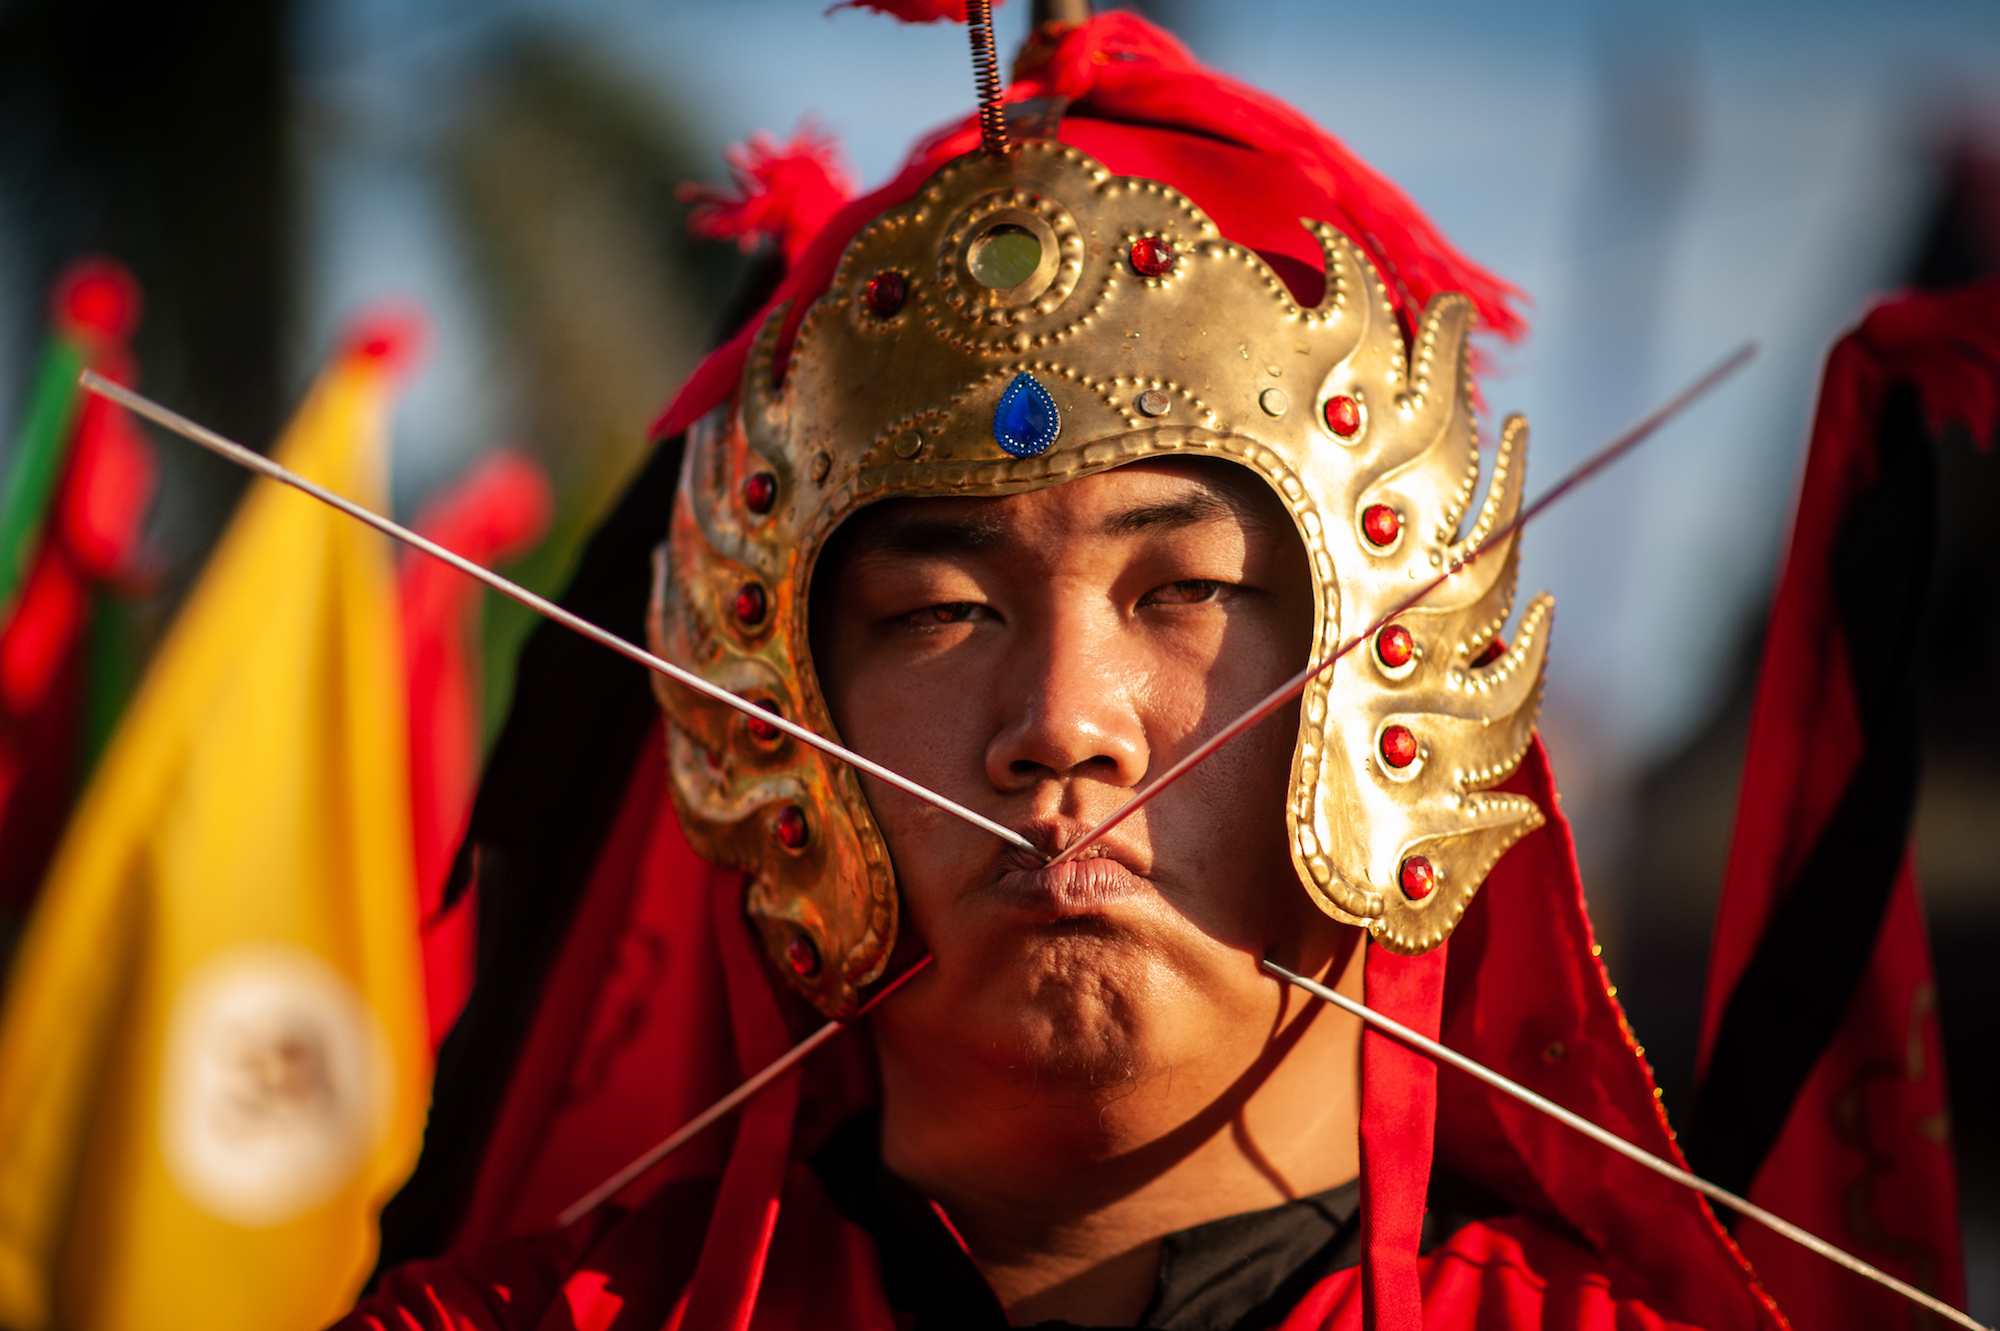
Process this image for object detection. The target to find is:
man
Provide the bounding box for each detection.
[815,459,1353,1324]
[346,10,1781,1329]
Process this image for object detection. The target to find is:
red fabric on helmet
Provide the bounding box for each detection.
[654,12,1521,444]
[677,122,856,267]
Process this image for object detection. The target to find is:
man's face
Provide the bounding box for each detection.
[815,458,1349,1098]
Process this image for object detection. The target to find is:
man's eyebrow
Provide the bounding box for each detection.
[846,512,1009,560]
[1102,491,1247,535]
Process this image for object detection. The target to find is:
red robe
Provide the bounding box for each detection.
[338,741,1780,1331]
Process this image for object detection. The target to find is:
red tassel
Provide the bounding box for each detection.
[679,122,856,266]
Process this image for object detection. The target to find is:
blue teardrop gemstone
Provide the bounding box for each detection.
[992,372,1061,458]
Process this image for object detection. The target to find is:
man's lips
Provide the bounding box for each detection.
[989,850,1152,920]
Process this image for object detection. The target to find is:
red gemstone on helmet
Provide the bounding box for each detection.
[747,699,782,743]
[732,582,767,626]
[742,471,777,514]
[786,932,821,978]
[1362,503,1401,548]
[1380,724,1417,769]
[1399,855,1435,900]
[1375,624,1414,669]
[864,271,908,317]
[1129,237,1175,277]
[774,804,809,850]
[1324,394,1362,437]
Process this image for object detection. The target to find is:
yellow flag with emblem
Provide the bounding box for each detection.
[0,322,428,1330]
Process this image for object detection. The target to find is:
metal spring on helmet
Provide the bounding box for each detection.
[967,0,1009,155]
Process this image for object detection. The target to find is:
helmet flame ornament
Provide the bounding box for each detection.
[649,140,1551,1017]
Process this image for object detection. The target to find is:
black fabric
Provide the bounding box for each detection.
[1684,381,1938,1204]
[373,245,788,1277]
[810,1113,1503,1331]
[1142,1184,1360,1331]
[372,432,687,1274]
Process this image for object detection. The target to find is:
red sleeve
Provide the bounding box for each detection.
[1278,1217,1718,1330]
[332,1221,609,1331]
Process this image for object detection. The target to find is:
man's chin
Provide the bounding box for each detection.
[952,931,1167,1098]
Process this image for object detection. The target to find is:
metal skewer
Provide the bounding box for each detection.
[1047,341,1757,867]
[557,953,933,1225]
[77,371,1037,857]
[1263,959,1988,1331]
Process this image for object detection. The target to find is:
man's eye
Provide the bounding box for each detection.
[916,602,983,624]
[1142,579,1225,606]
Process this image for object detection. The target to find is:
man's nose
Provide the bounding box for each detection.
[983,608,1150,793]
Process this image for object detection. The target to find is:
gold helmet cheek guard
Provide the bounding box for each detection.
[646,141,1550,1020]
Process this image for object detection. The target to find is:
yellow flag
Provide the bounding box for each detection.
[0,333,427,1330]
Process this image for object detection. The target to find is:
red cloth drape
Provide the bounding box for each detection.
[399,450,552,1048]
[1695,280,2000,1330]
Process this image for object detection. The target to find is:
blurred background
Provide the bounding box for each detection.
[0,0,1996,1318]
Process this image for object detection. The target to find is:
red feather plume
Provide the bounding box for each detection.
[655,11,1527,443]
[678,122,856,266]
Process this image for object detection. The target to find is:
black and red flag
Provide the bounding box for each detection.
[1688,278,2000,1330]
